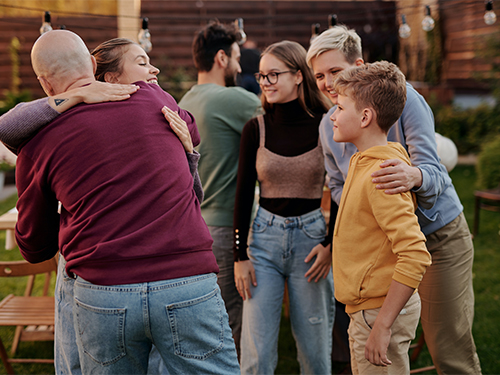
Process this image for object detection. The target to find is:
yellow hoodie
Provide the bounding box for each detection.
[333,142,431,314]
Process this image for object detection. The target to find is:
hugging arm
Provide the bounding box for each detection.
[371,89,451,209]
[186,151,204,203]
[0,82,138,154]
[0,98,58,154]
[161,107,204,203]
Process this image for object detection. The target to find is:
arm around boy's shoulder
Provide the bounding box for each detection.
[394,83,451,209]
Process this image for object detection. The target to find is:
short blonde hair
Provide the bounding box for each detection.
[333,61,407,133]
[306,25,362,67]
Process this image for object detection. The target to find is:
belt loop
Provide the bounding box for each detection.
[268,213,274,226]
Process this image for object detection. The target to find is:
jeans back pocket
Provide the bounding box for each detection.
[74,298,126,366]
[166,288,224,360]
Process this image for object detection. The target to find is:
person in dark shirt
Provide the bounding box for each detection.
[233,40,333,374]
[237,39,261,95]
[16,29,240,375]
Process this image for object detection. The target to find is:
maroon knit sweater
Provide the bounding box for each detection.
[15,82,218,285]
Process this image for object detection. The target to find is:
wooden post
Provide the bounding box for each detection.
[118,0,141,42]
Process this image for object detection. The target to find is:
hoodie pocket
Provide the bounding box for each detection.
[356,263,375,301]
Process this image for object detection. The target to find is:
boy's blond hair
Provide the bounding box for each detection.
[333,61,407,133]
[306,25,362,67]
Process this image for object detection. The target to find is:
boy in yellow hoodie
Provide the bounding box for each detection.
[330,61,432,374]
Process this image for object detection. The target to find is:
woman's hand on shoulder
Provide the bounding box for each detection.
[161,106,193,153]
[78,81,139,104]
[49,81,139,113]
[234,260,257,300]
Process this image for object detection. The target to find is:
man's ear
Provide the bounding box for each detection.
[355,58,365,67]
[38,76,55,96]
[361,108,374,128]
[215,49,228,69]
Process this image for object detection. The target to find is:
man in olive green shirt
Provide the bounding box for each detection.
[179,20,261,358]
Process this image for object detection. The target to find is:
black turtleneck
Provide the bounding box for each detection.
[233,99,329,261]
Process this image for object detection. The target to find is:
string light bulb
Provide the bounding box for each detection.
[422,5,435,31]
[234,18,247,45]
[328,14,338,28]
[399,14,411,38]
[40,11,52,35]
[310,23,320,44]
[484,0,497,25]
[138,17,152,53]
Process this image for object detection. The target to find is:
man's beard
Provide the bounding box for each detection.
[224,68,237,87]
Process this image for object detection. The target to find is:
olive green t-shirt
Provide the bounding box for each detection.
[179,84,262,227]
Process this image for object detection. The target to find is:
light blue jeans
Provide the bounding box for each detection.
[72,272,240,375]
[240,207,334,375]
[55,255,81,375]
[55,257,174,375]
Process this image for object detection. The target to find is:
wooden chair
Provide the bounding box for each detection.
[0,256,58,374]
[409,331,436,374]
[473,186,500,237]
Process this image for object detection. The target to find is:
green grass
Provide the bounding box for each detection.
[0,164,499,374]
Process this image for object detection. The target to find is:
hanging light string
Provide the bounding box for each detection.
[39,10,52,34]
[422,5,436,31]
[138,17,152,52]
[399,14,412,39]
[0,0,495,23]
[234,18,247,45]
[484,0,497,25]
[0,0,496,35]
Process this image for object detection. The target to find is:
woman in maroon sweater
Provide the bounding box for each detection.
[233,41,334,374]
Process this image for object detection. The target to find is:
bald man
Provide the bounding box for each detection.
[16,30,240,375]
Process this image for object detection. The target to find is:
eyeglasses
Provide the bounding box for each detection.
[254,71,294,85]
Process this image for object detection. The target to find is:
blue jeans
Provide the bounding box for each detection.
[55,255,81,375]
[73,273,240,375]
[55,256,173,375]
[240,207,334,375]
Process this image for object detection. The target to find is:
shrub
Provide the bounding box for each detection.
[476,135,500,189]
[0,89,32,116]
[434,103,500,155]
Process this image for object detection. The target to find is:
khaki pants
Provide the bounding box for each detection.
[419,212,482,374]
[348,293,421,375]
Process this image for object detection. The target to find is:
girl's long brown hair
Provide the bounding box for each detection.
[260,40,330,116]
